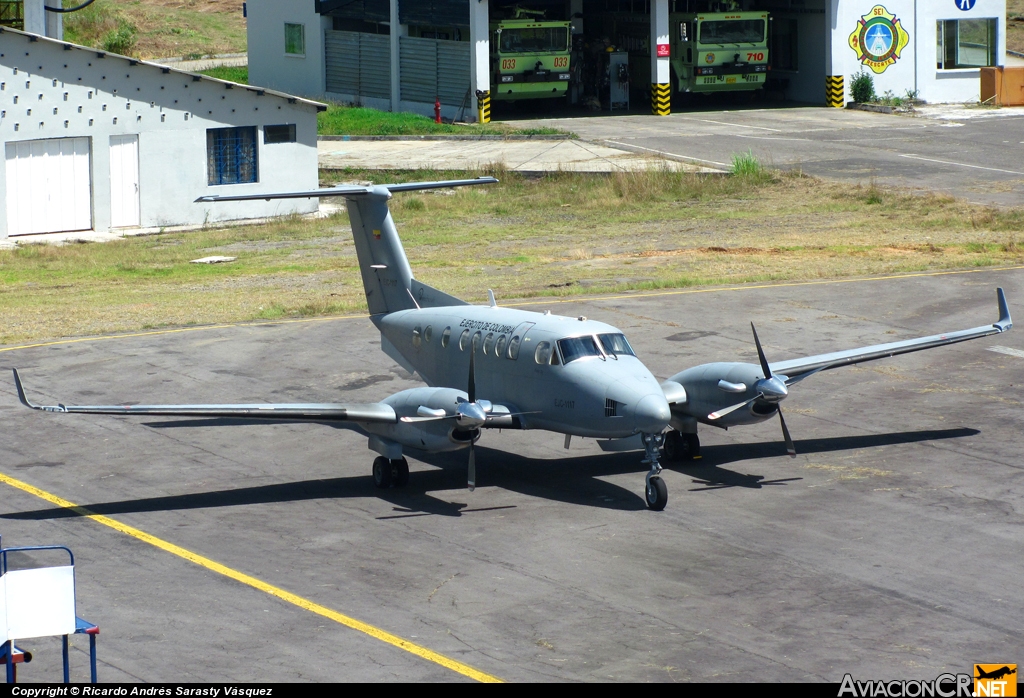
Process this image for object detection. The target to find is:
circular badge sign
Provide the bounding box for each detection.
[956,0,976,10]
[848,5,910,74]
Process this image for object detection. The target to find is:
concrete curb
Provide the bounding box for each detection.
[318,134,571,141]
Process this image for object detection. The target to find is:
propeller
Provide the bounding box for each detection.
[707,323,796,457]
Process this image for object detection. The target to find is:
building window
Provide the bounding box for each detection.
[264,124,296,143]
[207,127,258,185]
[937,18,997,69]
[285,22,305,56]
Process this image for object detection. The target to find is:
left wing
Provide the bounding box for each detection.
[12,369,397,424]
[770,287,1012,380]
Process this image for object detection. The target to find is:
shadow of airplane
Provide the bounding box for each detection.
[0,428,979,521]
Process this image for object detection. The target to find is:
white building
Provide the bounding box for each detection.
[0,26,326,240]
[246,0,1006,118]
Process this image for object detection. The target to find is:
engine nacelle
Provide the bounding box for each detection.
[668,362,780,428]
[364,386,475,454]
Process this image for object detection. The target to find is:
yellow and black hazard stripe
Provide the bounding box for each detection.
[477,90,491,124]
[652,83,670,116]
[825,76,844,108]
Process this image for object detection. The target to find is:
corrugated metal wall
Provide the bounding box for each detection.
[399,36,470,106]
[325,30,391,100]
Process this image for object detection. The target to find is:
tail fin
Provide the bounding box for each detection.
[197,177,497,317]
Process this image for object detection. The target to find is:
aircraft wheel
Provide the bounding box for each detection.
[392,458,410,488]
[646,476,668,511]
[663,430,684,461]
[372,456,392,489]
[684,433,701,459]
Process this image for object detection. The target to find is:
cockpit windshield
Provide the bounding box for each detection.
[597,333,636,357]
[557,336,602,364]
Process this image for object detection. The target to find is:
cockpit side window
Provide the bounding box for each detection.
[534,341,553,364]
[557,335,602,364]
[597,333,636,358]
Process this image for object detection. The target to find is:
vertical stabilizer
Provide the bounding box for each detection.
[346,187,416,317]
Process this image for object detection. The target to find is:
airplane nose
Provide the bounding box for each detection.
[633,393,671,434]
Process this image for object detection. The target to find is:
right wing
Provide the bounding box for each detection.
[12,369,397,424]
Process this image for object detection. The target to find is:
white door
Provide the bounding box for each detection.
[4,137,92,236]
[109,134,140,228]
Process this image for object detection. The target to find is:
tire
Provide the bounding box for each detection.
[664,430,699,461]
[392,458,410,488]
[372,456,392,489]
[646,476,668,511]
[684,433,701,459]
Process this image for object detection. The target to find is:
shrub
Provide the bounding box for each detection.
[850,70,875,104]
[102,20,137,56]
[731,149,763,177]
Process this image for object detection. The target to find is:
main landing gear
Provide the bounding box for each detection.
[641,432,668,511]
[372,456,410,489]
[662,430,700,462]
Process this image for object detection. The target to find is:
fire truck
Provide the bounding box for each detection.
[490,8,572,101]
[617,9,770,98]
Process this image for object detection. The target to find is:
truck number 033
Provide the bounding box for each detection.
[746,52,764,61]
[553,56,568,67]
[501,58,516,70]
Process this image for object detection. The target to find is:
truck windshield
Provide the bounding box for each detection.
[698,19,765,45]
[597,333,636,358]
[557,336,602,364]
[499,27,568,53]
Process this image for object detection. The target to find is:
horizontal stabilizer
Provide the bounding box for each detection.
[195,177,498,203]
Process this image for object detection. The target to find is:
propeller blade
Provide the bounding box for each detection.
[778,407,796,457]
[707,392,763,420]
[468,441,476,491]
[468,346,476,404]
[751,323,773,379]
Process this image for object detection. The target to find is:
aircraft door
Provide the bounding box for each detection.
[496,321,535,397]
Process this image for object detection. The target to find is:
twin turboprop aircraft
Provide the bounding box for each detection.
[12,178,1013,510]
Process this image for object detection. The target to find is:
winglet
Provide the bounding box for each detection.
[12,368,34,409]
[995,287,1012,332]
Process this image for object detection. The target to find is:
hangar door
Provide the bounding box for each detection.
[325,29,391,100]
[399,37,470,107]
[4,137,92,236]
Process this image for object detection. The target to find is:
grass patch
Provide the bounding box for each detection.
[199,66,248,84]
[2,170,1023,344]
[63,0,246,59]
[317,104,568,137]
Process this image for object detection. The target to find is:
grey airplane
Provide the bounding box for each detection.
[12,178,1013,510]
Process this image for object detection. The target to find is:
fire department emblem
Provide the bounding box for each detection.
[848,5,909,74]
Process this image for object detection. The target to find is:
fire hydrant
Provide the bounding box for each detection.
[434,97,441,124]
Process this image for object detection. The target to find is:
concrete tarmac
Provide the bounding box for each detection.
[1,267,1022,682]
[511,105,1024,207]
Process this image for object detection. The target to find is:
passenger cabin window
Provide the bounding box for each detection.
[483,332,494,355]
[557,336,602,364]
[495,335,507,357]
[441,327,451,347]
[471,331,482,353]
[507,335,521,360]
[598,333,636,358]
[459,329,470,350]
[534,341,553,365]
[424,325,433,343]
[412,326,422,348]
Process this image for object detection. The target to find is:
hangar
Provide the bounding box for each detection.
[247,0,1007,121]
[0,19,324,240]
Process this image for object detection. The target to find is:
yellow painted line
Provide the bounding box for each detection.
[0,471,502,683]
[0,313,368,354]
[511,265,1024,308]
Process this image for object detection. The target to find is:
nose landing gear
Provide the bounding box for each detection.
[641,432,668,511]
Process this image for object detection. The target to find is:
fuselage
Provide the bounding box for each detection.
[377,305,671,439]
